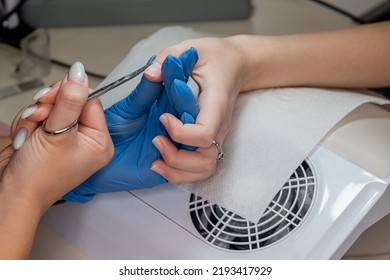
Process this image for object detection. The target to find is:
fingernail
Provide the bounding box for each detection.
[13,127,27,150]
[159,114,169,129]
[152,137,164,153]
[32,87,51,102]
[68,61,85,82]
[21,104,39,119]
[151,164,165,178]
[145,62,161,78]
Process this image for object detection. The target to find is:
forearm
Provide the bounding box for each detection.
[0,194,41,259]
[233,21,390,91]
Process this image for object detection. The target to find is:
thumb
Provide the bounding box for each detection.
[43,62,88,133]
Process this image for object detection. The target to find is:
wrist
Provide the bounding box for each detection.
[0,181,44,218]
[0,170,54,217]
[226,35,275,92]
[0,182,42,259]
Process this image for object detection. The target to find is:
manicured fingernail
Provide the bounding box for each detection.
[13,127,27,150]
[32,87,51,102]
[21,104,39,119]
[145,62,161,78]
[152,137,163,153]
[68,61,85,82]
[151,164,165,178]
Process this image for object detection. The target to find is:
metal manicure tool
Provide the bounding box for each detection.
[41,62,152,136]
[86,62,152,101]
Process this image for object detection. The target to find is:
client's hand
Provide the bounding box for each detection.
[144,37,245,183]
[63,49,199,202]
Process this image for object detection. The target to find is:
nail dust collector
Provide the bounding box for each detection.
[41,102,390,259]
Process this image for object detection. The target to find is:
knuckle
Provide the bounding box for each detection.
[164,155,179,168]
[59,84,87,107]
[195,155,216,174]
[181,39,196,50]
[199,131,215,147]
[168,44,182,55]
[166,129,181,143]
[167,124,184,142]
[159,40,194,60]
[156,49,170,64]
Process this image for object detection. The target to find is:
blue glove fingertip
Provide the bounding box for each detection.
[181,111,195,124]
[171,79,199,117]
[162,55,185,89]
[179,47,198,78]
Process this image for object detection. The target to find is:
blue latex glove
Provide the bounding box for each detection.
[63,48,199,202]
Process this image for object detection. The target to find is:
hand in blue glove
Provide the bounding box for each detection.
[63,48,199,202]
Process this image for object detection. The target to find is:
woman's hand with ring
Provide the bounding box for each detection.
[0,62,114,214]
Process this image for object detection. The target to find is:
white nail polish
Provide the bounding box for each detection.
[13,127,27,150]
[32,87,51,102]
[68,61,85,82]
[21,104,39,119]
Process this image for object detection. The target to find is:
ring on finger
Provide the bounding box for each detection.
[41,119,79,136]
[212,140,224,161]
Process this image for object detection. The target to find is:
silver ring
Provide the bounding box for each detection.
[212,140,224,161]
[41,119,79,136]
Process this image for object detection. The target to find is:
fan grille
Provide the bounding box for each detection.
[189,160,316,251]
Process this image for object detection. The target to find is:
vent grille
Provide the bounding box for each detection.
[189,160,316,251]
